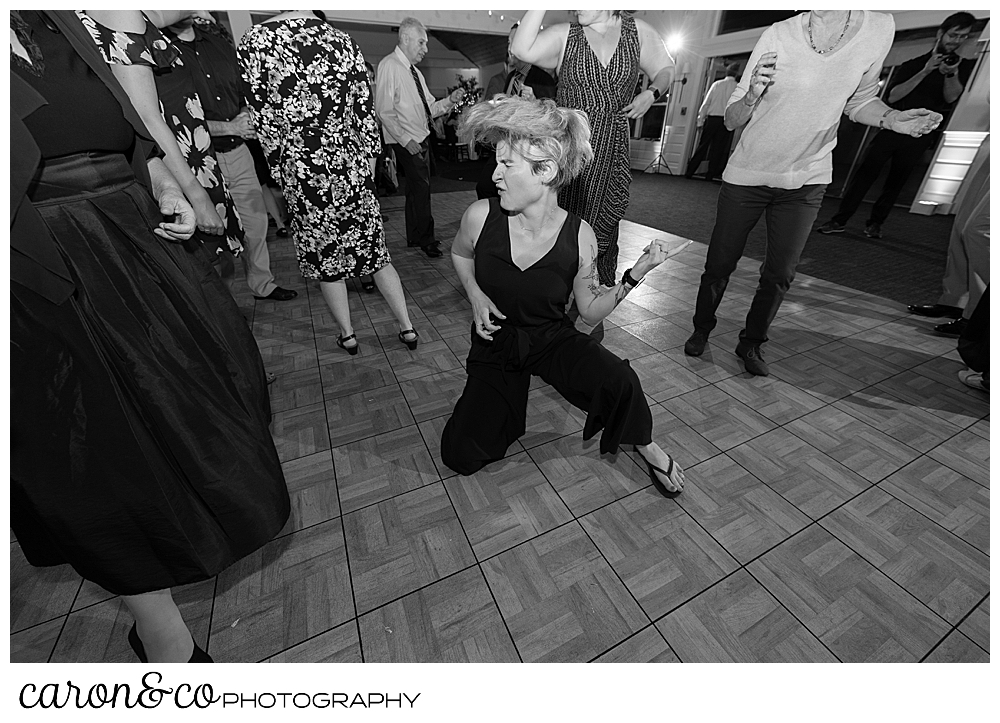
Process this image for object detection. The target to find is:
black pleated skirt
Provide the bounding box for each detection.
[11,152,290,595]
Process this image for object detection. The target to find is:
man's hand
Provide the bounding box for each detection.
[923,52,944,75]
[449,87,466,104]
[154,188,197,241]
[404,139,422,155]
[939,56,962,76]
[519,85,535,100]
[623,89,656,119]
[230,112,256,140]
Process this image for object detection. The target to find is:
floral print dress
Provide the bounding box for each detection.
[238,17,389,281]
[78,11,244,257]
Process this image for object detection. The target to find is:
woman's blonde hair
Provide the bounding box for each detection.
[458,96,593,189]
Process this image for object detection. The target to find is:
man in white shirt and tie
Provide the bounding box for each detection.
[684,62,740,182]
[376,17,465,258]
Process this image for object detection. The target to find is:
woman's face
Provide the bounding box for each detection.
[492,140,550,212]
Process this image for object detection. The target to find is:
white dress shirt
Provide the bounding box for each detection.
[375,46,454,146]
[697,76,738,125]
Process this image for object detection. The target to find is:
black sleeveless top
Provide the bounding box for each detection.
[475,198,581,328]
[469,199,582,369]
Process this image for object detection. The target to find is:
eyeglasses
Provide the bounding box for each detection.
[944,30,972,41]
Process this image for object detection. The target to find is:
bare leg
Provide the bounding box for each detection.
[635,441,685,493]
[121,589,194,663]
[318,280,356,348]
[372,263,415,338]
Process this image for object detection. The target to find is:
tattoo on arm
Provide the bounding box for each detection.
[584,245,633,308]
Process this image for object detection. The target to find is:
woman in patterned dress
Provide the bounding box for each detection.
[513,10,674,287]
[239,11,419,354]
[79,11,245,293]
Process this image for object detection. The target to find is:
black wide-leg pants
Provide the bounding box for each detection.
[441,322,652,476]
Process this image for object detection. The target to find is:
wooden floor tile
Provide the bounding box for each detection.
[259,340,318,374]
[875,370,989,430]
[833,388,963,453]
[519,385,589,450]
[804,339,909,385]
[264,621,362,663]
[661,345,742,384]
[442,331,472,360]
[592,625,679,662]
[656,569,837,662]
[958,596,989,653]
[714,375,825,426]
[211,518,353,662]
[10,618,62,663]
[678,454,810,563]
[968,416,989,440]
[384,340,462,382]
[596,326,660,362]
[252,316,316,345]
[425,310,474,339]
[605,299,659,326]
[268,366,324,413]
[843,321,958,360]
[769,352,869,403]
[398,369,468,423]
[879,457,989,554]
[749,526,948,662]
[72,580,116,612]
[334,426,440,513]
[618,318,694,352]
[10,543,81,633]
[763,322,837,354]
[729,428,870,519]
[325,385,414,447]
[781,305,890,337]
[630,352,711,402]
[581,494,738,619]
[785,406,920,483]
[359,567,519,662]
[344,482,475,614]
[276,450,340,536]
[661,386,777,451]
[528,434,650,516]
[444,453,572,560]
[923,631,989,663]
[928,429,990,488]
[821,488,989,624]
[319,354,397,401]
[271,401,331,463]
[482,523,648,662]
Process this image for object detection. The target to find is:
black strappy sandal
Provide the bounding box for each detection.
[361,276,375,292]
[337,333,359,356]
[398,329,419,350]
[634,446,683,499]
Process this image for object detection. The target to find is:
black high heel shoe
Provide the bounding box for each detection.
[128,623,214,663]
[337,333,359,355]
[634,446,683,499]
[360,276,376,293]
[398,329,419,350]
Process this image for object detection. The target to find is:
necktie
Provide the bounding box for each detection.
[506,69,526,97]
[409,65,434,132]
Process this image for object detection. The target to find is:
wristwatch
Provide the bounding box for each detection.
[622,267,643,289]
[649,86,663,101]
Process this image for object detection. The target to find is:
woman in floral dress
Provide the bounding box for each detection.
[239,11,418,354]
[79,11,244,291]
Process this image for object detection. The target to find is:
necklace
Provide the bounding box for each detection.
[808,11,851,55]
[515,208,553,235]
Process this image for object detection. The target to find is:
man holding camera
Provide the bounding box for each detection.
[817,12,976,240]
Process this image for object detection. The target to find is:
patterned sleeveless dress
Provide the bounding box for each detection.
[557,16,640,286]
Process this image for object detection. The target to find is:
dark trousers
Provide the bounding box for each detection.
[391,141,436,249]
[685,116,732,180]
[693,182,827,345]
[441,324,652,475]
[831,130,935,226]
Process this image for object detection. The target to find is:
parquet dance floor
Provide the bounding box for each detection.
[11,190,989,663]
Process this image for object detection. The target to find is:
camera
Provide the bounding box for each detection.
[942,51,961,66]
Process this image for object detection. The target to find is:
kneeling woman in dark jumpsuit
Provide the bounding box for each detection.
[441,95,689,497]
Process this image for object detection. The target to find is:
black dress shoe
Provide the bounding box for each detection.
[934,318,967,337]
[253,287,298,301]
[423,245,443,258]
[908,303,963,319]
[128,623,214,663]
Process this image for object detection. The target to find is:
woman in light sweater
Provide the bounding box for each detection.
[684,10,943,376]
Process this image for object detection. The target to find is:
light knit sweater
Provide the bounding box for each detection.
[723,10,894,189]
